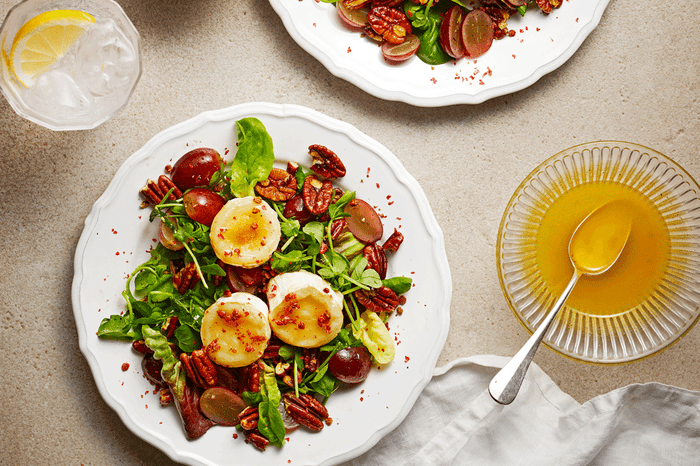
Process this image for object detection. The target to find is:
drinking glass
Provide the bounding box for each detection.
[0,0,141,130]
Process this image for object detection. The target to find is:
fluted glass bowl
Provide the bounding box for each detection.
[497,141,700,364]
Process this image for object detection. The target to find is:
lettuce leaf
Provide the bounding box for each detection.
[258,365,286,447]
[143,325,186,400]
[352,311,395,365]
[228,117,274,198]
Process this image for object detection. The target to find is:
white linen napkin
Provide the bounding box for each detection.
[346,355,700,466]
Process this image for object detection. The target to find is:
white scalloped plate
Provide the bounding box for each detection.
[269,1,610,106]
[72,103,451,465]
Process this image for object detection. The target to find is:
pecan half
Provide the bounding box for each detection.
[481,6,511,40]
[355,286,401,313]
[240,362,260,393]
[180,349,218,388]
[161,316,179,339]
[382,228,404,253]
[283,393,329,431]
[140,175,183,205]
[239,405,260,431]
[535,0,562,14]
[363,243,388,279]
[254,167,297,201]
[245,429,270,451]
[172,262,200,294]
[302,175,333,215]
[330,218,348,240]
[308,144,347,179]
[368,6,412,44]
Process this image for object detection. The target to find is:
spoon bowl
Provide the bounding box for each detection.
[489,201,632,405]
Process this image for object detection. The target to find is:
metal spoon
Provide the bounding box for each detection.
[489,200,633,405]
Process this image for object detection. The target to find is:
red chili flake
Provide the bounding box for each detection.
[519,29,523,33]
[576,18,579,22]
[366,167,371,177]
[376,183,380,188]
[386,195,391,200]
[388,201,394,205]
[360,397,364,401]
[512,54,516,59]
[152,238,157,242]
[112,229,118,234]
[115,252,120,255]
[145,404,149,409]
[430,77,437,84]
[121,362,130,371]
[404,356,410,363]
[233,433,238,439]
[347,47,352,53]
[537,27,541,31]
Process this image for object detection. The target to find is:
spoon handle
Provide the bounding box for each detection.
[489,272,580,405]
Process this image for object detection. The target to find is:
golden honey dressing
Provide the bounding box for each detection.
[536,182,670,315]
[568,200,632,274]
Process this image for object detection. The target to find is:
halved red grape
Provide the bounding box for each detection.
[199,387,246,426]
[461,10,494,58]
[337,1,370,30]
[344,199,383,244]
[328,346,372,384]
[382,33,420,64]
[277,400,299,432]
[182,188,226,226]
[171,148,224,191]
[226,265,258,294]
[158,218,184,251]
[439,5,466,59]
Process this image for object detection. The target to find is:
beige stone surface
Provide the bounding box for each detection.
[1,0,699,464]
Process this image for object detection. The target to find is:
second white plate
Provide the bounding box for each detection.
[269,1,610,106]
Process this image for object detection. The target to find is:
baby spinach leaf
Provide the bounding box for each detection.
[382,276,413,294]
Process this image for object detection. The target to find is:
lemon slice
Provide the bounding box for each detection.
[9,9,95,87]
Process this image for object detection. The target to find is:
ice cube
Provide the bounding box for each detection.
[26,67,92,114]
[76,20,138,98]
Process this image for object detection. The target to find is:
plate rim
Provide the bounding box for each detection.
[268,0,611,107]
[71,102,452,465]
[496,139,700,365]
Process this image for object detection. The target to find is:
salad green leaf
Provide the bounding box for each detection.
[258,364,286,447]
[228,117,275,198]
[406,0,452,65]
[352,311,396,365]
[143,325,186,400]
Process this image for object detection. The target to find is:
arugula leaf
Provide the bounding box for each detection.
[302,221,325,246]
[228,117,275,198]
[97,314,139,341]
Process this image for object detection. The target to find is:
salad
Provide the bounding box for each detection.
[97,118,411,450]
[330,0,563,64]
